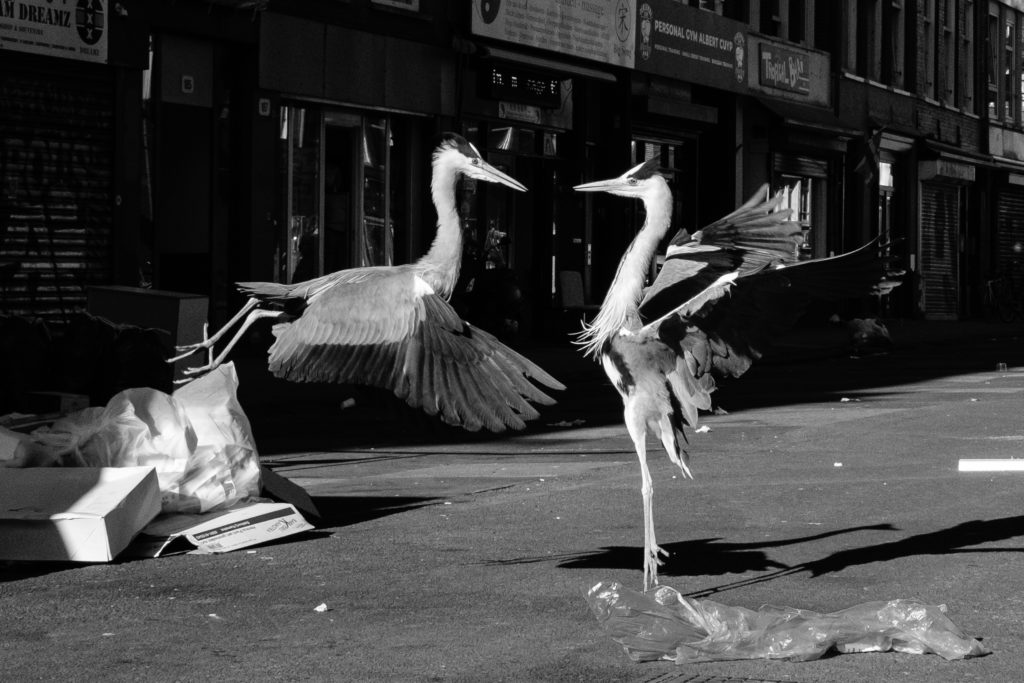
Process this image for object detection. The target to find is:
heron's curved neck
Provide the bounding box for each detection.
[418,162,462,298]
[578,181,673,357]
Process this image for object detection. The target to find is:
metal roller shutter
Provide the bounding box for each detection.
[773,154,829,178]
[995,187,1024,292]
[0,59,114,329]
[920,182,960,320]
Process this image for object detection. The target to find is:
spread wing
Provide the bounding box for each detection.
[638,185,805,322]
[262,267,564,432]
[641,240,889,397]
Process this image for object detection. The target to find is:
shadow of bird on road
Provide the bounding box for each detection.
[684,515,1024,598]
[482,523,894,577]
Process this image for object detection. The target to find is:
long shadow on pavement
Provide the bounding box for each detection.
[309,494,440,528]
[482,516,1024,598]
[687,515,1024,598]
[485,524,892,577]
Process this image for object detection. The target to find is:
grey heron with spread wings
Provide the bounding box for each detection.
[575,158,895,591]
[170,133,564,433]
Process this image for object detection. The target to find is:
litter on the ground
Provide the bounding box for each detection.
[695,425,710,433]
[587,580,990,663]
[1,362,317,562]
[0,467,161,562]
[28,363,259,514]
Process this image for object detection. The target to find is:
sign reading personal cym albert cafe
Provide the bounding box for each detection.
[0,0,107,64]
[634,0,747,92]
[471,0,637,68]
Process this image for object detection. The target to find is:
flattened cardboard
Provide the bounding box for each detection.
[129,501,314,557]
[260,465,320,520]
[0,467,161,562]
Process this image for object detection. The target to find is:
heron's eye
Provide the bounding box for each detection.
[628,178,638,185]
[471,158,481,166]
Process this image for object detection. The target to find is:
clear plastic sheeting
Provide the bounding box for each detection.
[586,580,991,664]
[23,364,261,514]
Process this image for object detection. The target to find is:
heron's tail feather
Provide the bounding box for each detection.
[236,281,295,301]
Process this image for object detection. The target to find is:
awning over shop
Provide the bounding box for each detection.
[751,96,860,138]
[204,0,268,9]
[479,45,619,83]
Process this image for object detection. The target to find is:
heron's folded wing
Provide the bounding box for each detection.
[265,269,564,432]
[639,185,804,323]
[641,240,890,381]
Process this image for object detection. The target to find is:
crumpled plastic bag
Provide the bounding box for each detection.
[586,580,991,663]
[26,363,260,514]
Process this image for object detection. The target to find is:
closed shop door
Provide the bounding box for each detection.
[920,182,961,320]
[995,186,1024,292]
[0,59,114,329]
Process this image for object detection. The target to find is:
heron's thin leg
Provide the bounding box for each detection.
[175,308,284,383]
[626,410,664,592]
[167,297,260,363]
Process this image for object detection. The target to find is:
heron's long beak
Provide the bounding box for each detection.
[474,160,528,192]
[573,177,631,194]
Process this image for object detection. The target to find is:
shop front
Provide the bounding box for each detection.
[918,156,977,321]
[467,1,628,340]
[742,34,853,261]
[257,12,456,289]
[0,2,141,329]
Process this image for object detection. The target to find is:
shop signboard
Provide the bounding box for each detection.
[0,0,108,64]
[758,42,810,95]
[471,0,636,68]
[634,0,748,92]
[746,34,830,105]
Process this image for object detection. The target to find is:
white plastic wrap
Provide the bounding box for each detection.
[27,363,260,513]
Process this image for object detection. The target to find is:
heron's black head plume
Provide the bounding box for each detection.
[629,157,663,181]
[436,132,482,160]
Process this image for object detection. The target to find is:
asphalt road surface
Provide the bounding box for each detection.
[2,322,1023,682]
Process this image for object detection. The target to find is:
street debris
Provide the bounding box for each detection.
[548,419,586,428]
[587,580,990,663]
[845,317,893,355]
[0,362,317,563]
[314,603,329,613]
[0,467,161,562]
[694,425,710,434]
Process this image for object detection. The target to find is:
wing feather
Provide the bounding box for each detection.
[641,186,803,322]
[265,272,563,432]
[643,239,893,384]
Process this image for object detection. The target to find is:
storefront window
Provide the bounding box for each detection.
[278,106,411,283]
[281,106,322,284]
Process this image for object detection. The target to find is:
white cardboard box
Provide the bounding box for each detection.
[0,467,161,562]
[129,501,314,557]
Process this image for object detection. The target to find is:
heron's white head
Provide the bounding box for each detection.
[433,132,527,192]
[573,158,667,199]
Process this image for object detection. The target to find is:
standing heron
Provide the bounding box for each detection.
[575,158,894,590]
[170,132,564,432]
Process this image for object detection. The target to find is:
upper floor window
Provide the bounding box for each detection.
[1006,13,1017,120]
[940,0,956,105]
[961,0,975,112]
[924,0,937,97]
[723,0,749,22]
[986,1,1024,125]
[761,0,782,36]
[788,0,806,43]
[882,0,906,88]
